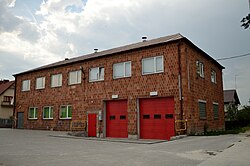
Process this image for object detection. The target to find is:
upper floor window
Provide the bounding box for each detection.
[142,56,163,75]
[3,96,13,102]
[60,105,72,119]
[196,61,204,78]
[51,74,62,87]
[2,96,13,105]
[211,70,217,83]
[113,61,131,79]
[22,80,30,91]
[28,107,38,119]
[43,106,53,119]
[198,100,206,119]
[36,77,45,89]
[69,70,81,85]
[89,67,104,82]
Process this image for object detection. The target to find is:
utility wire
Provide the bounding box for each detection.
[216,52,250,61]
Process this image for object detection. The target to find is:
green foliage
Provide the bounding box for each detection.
[241,14,250,29]
[206,105,250,136]
[226,105,238,121]
[205,124,250,136]
[237,105,250,121]
[226,104,250,122]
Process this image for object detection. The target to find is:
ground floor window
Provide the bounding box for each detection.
[43,106,53,119]
[213,102,219,119]
[60,105,72,119]
[198,100,206,119]
[28,107,38,119]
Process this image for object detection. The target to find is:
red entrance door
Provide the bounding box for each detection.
[88,114,97,137]
[106,100,128,138]
[140,97,175,140]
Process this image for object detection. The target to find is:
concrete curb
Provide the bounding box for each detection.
[49,134,168,144]
[170,135,188,141]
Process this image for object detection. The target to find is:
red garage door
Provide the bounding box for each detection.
[140,97,175,140]
[106,100,128,138]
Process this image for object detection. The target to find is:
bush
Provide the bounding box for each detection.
[237,106,250,122]
[225,105,250,130]
[226,105,238,121]
[205,124,250,136]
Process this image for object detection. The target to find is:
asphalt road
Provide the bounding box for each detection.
[0,129,247,166]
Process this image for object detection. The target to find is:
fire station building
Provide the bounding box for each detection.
[14,34,225,140]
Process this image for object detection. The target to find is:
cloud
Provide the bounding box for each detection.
[7,0,16,8]
[0,51,34,80]
[0,1,21,33]
[0,0,249,104]
[0,0,73,72]
[0,32,60,64]
[222,56,250,105]
[0,0,40,42]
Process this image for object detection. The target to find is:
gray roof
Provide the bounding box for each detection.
[14,33,224,76]
[224,89,241,105]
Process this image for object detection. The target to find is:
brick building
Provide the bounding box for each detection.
[14,34,225,140]
[0,80,15,127]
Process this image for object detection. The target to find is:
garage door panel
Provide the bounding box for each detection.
[106,100,128,138]
[140,97,175,140]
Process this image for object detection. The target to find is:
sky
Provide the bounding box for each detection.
[0,0,249,105]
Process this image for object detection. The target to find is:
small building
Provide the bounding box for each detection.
[13,34,225,140]
[224,89,241,119]
[0,80,15,127]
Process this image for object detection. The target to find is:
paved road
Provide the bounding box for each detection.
[198,132,250,166]
[0,129,248,166]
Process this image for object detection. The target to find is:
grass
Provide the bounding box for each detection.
[204,124,250,136]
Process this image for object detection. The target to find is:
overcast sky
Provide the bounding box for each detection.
[0,0,249,105]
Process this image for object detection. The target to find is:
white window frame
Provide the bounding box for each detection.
[211,70,217,83]
[51,74,62,88]
[36,77,45,89]
[69,70,81,85]
[43,106,53,119]
[22,80,30,91]
[28,107,38,119]
[142,56,164,75]
[89,67,104,82]
[196,61,204,78]
[59,105,72,119]
[113,61,131,79]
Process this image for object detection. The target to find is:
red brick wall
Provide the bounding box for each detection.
[180,42,225,134]
[14,40,224,135]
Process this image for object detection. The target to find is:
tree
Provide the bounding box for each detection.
[241,14,250,29]
[237,105,250,122]
[226,104,238,121]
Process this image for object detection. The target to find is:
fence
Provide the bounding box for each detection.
[0,118,12,128]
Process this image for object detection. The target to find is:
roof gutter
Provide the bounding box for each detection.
[178,41,184,121]
[13,77,17,128]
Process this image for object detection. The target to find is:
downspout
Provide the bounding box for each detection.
[178,41,183,121]
[13,76,17,128]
